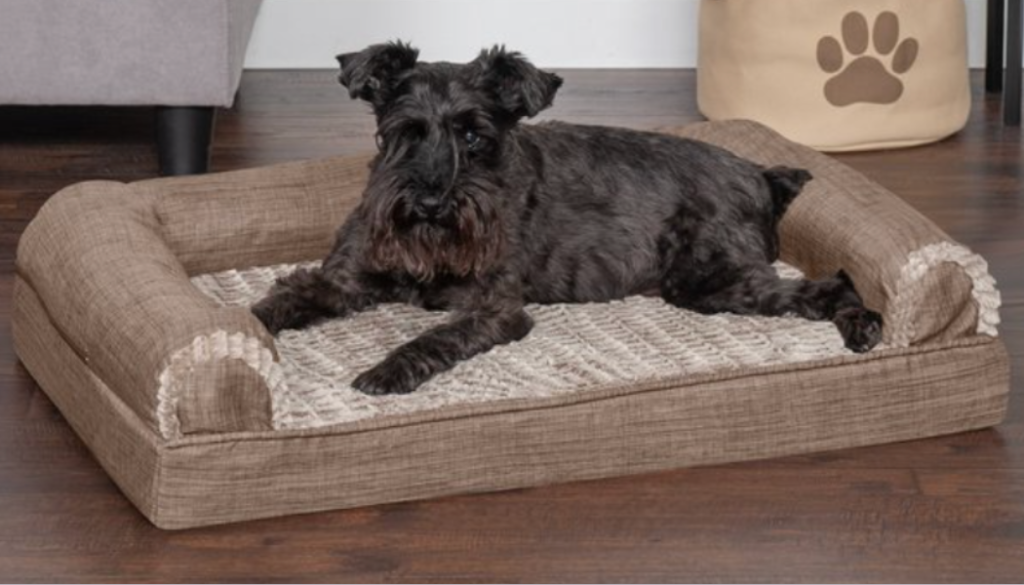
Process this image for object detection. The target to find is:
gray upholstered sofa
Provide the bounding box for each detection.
[0,0,263,175]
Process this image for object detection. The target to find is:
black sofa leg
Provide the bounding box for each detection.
[156,106,216,176]
[986,0,1005,93]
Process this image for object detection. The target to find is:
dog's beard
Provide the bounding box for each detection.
[364,174,505,281]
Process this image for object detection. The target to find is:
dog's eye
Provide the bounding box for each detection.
[464,130,481,151]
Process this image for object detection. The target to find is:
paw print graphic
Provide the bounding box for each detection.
[816,11,919,107]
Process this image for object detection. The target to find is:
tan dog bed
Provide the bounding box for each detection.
[13,120,1008,529]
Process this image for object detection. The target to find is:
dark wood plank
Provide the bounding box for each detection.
[0,70,1022,583]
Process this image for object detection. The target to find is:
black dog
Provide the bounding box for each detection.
[252,41,883,395]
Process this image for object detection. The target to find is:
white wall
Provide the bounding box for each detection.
[244,0,993,69]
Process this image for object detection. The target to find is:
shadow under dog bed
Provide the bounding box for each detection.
[13,120,1009,529]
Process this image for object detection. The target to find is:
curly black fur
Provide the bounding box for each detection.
[252,41,883,395]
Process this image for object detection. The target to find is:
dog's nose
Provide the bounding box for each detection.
[413,196,443,219]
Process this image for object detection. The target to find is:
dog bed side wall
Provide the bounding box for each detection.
[138,153,374,276]
[154,337,1008,529]
[12,277,164,520]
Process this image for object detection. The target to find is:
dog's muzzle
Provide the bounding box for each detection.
[412,195,444,220]
[408,191,462,226]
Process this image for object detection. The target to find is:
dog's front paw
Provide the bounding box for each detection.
[251,296,288,335]
[834,307,883,353]
[251,268,350,335]
[352,356,424,395]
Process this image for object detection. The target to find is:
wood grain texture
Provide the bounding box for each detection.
[1,70,1022,582]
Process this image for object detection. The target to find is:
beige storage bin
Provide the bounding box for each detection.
[698,0,971,151]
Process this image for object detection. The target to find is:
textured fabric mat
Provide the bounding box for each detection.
[192,262,857,431]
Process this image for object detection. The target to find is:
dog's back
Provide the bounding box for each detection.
[509,122,810,304]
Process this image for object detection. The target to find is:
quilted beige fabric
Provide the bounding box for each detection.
[191,261,860,431]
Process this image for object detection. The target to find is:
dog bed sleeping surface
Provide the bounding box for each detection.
[13,120,1009,529]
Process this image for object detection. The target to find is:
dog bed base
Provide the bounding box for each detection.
[14,277,1008,529]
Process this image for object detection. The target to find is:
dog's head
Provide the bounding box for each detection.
[336,41,562,280]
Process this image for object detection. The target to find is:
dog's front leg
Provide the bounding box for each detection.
[253,210,394,334]
[252,267,378,334]
[352,307,533,395]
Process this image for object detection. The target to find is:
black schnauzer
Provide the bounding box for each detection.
[252,41,883,395]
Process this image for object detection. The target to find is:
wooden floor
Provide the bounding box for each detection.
[1,70,1022,582]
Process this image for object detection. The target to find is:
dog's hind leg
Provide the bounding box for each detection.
[660,258,883,353]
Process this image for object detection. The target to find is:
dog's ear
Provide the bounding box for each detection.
[336,41,419,106]
[471,46,563,120]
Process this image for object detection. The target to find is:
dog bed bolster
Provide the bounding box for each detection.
[16,181,275,437]
[143,153,374,276]
[673,121,999,346]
